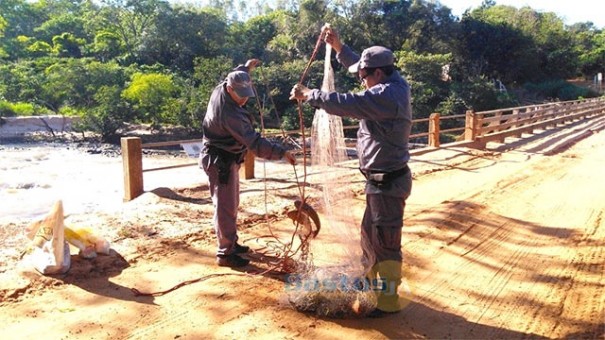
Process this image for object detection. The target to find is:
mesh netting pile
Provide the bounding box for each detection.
[287,267,377,318]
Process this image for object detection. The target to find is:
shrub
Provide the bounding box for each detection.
[524,80,599,101]
[0,100,38,116]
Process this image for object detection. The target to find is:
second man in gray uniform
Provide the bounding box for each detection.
[201,59,296,268]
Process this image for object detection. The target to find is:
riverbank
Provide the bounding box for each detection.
[0,115,81,142]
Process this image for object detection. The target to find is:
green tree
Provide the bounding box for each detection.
[453,15,537,84]
[79,85,134,142]
[122,72,179,128]
[329,0,384,52]
[284,0,331,60]
[98,0,169,62]
[0,58,56,105]
[572,25,605,78]
[403,1,457,54]
[52,32,85,57]
[0,0,43,60]
[41,58,128,111]
[34,13,89,43]
[0,15,7,58]
[137,6,227,71]
[450,75,517,112]
[397,51,452,122]
[92,31,124,62]
[265,11,300,63]
[229,13,278,62]
[26,40,53,57]
[470,5,579,81]
[256,59,323,130]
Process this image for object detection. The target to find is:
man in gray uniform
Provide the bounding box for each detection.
[201,59,297,268]
[290,26,412,317]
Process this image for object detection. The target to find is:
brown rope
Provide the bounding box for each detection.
[246,30,329,273]
[299,31,327,85]
[296,30,327,205]
[236,32,328,277]
[131,273,247,297]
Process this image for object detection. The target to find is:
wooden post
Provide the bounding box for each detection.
[509,109,520,139]
[121,137,144,201]
[465,110,477,141]
[240,150,255,179]
[428,113,440,147]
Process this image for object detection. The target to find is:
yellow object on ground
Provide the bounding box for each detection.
[64,226,111,259]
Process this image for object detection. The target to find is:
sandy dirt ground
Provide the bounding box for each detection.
[1,115,605,339]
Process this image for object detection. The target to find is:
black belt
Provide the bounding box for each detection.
[361,165,409,183]
[205,144,245,184]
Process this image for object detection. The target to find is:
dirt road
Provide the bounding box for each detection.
[1,116,604,339]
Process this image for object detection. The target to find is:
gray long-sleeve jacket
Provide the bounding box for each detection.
[305,45,412,173]
[201,66,286,161]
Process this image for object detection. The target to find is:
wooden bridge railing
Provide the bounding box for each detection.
[122,97,605,200]
[467,97,605,148]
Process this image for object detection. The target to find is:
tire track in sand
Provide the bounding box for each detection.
[402,126,605,338]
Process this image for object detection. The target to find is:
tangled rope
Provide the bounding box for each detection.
[237,28,327,275]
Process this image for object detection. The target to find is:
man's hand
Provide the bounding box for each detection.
[283,150,297,165]
[321,24,343,53]
[289,84,311,101]
[245,58,261,71]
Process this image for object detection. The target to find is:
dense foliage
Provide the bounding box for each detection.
[0,0,603,141]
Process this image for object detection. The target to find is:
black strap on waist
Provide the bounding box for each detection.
[205,144,245,163]
[360,165,410,183]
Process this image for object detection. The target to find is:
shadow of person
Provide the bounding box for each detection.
[332,301,548,339]
[564,324,604,339]
[58,249,155,305]
[150,186,211,205]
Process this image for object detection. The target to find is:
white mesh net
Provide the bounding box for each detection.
[310,45,348,167]
[287,44,377,318]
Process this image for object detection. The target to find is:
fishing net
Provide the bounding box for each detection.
[287,44,377,318]
[309,44,348,167]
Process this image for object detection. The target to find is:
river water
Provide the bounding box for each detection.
[0,143,205,223]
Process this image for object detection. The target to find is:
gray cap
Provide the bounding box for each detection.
[226,71,255,98]
[348,46,394,73]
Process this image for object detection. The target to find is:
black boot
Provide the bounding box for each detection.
[216,254,250,267]
[234,242,250,254]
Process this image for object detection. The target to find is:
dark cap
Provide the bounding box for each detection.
[226,71,255,98]
[348,46,394,73]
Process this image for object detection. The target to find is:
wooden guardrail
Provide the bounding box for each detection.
[466,97,605,148]
[120,137,256,201]
[121,97,605,200]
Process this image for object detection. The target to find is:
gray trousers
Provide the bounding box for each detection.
[201,154,241,256]
[361,172,412,311]
[361,193,405,266]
